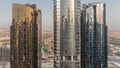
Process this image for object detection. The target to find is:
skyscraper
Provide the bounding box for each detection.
[10,3,41,68]
[81,3,108,68]
[54,0,81,68]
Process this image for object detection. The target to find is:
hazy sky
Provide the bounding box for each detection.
[0,0,120,31]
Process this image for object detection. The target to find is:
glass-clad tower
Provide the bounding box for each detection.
[81,3,108,68]
[54,0,81,68]
[10,3,41,68]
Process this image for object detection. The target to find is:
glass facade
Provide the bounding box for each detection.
[10,3,41,68]
[81,3,108,68]
[54,0,81,68]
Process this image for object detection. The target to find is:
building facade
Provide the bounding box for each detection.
[54,0,81,68]
[81,3,108,68]
[10,3,41,68]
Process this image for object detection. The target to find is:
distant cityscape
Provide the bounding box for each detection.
[0,30,120,68]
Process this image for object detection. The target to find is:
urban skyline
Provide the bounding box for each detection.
[53,0,108,68]
[0,0,119,68]
[0,0,120,31]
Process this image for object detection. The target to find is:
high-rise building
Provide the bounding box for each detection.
[53,0,81,68]
[10,3,41,68]
[81,3,108,68]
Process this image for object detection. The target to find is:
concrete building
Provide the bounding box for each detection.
[81,3,108,68]
[53,0,81,68]
[10,3,41,68]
